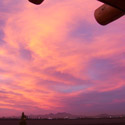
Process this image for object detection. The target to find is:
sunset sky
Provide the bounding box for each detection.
[0,0,125,117]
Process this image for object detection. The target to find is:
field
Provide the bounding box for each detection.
[0,118,125,125]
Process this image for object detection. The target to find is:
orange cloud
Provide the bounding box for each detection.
[0,0,125,116]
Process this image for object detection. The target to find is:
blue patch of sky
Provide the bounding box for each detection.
[19,47,32,61]
[87,58,114,80]
[69,20,108,42]
[0,19,5,26]
[0,18,7,45]
[0,1,24,13]
[44,67,84,83]
[91,58,114,70]
[0,29,6,45]
[52,84,88,93]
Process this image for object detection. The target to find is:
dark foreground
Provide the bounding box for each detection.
[0,118,125,125]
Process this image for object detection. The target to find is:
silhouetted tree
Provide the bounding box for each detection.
[19,112,27,125]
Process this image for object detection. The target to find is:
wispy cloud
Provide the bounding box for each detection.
[0,0,125,116]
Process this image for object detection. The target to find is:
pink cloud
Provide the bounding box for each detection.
[0,0,125,116]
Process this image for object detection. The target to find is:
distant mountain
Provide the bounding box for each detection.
[28,112,81,119]
[1,113,125,119]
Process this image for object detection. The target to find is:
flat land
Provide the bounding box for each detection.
[0,118,125,125]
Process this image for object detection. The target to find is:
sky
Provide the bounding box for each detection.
[0,0,125,117]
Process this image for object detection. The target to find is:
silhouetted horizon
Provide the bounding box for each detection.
[1,112,125,119]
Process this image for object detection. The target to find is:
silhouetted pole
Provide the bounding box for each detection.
[19,112,27,125]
